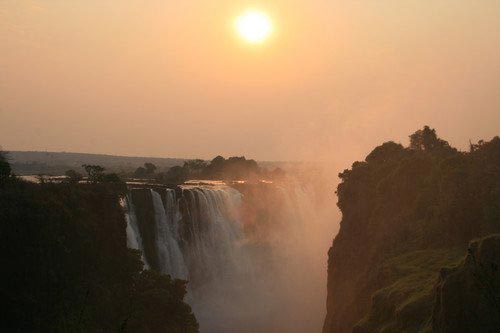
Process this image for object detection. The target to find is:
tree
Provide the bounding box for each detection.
[82,164,105,183]
[144,163,157,175]
[183,159,207,178]
[185,159,207,171]
[365,141,404,163]
[165,166,188,184]
[469,139,485,152]
[100,172,127,195]
[211,155,225,167]
[224,156,259,180]
[409,126,451,151]
[65,169,82,184]
[134,166,147,179]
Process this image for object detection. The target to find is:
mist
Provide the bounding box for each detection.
[178,175,339,332]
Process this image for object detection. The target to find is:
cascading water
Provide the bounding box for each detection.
[122,195,149,269]
[124,181,334,333]
[180,186,248,288]
[150,189,187,279]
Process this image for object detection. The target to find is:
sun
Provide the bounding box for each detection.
[235,9,273,44]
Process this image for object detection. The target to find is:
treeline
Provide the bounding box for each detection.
[132,155,285,184]
[336,126,500,247]
[324,126,500,332]
[0,152,198,332]
[7,151,185,176]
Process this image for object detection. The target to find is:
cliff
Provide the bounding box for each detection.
[0,169,198,332]
[323,127,500,333]
[432,235,500,332]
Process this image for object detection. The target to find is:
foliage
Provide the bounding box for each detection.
[82,164,106,183]
[354,248,464,332]
[134,166,148,178]
[64,169,83,184]
[0,150,11,182]
[160,165,188,184]
[325,126,500,333]
[431,235,500,332]
[134,163,158,179]
[409,125,453,152]
[183,159,207,178]
[0,162,198,331]
[337,128,500,248]
[81,164,127,195]
[156,155,263,184]
[144,162,157,175]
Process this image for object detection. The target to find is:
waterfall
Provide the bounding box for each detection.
[124,181,330,333]
[125,185,245,283]
[181,187,244,275]
[150,189,187,279]
[122,195,149,269]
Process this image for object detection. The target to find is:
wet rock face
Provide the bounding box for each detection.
[432,235,500,333]
[323,230,378,333]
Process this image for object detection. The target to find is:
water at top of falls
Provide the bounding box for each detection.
[150,189,188,279]
[183,180,226,185]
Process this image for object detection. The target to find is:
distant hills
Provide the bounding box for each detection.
[5,151,288,176]
[6,151,187,175]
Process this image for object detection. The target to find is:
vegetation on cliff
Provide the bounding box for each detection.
[154,156,260,183]
[135,155,284,184]
[324,127,500,333]
[0,152,198,332]
[432,234,500,332]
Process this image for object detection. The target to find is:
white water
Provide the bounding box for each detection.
[122,195,149,269]
[124,182,336,332]
[150,189,187,279]
[181,186,248,286]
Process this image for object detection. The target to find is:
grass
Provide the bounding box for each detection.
[355,248,464,333]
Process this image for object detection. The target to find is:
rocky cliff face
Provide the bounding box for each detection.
[323,128,500,333]
[432,235,500,332]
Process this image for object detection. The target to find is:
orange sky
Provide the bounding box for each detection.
[1,0,500,169]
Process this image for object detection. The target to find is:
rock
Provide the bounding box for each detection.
[432,235,500,333]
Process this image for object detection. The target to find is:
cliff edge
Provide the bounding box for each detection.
[323,127,500,333]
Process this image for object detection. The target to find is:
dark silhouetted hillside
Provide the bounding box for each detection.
[0,153,198,332]
[323,127,500,333]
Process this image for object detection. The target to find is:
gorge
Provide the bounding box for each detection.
[122,181,335,332]
[2,127,499,332]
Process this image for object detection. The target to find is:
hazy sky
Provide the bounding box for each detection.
[1,0,500,168]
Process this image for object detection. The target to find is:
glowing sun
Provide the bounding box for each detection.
[235,9,273,44]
